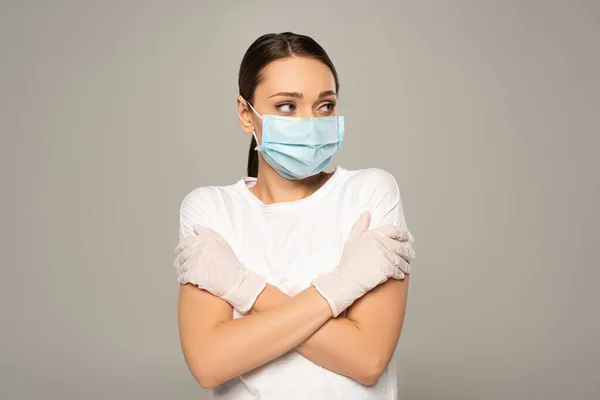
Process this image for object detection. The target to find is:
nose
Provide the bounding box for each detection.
[297,109,318,119]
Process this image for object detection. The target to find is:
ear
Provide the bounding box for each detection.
[237,95,255,135]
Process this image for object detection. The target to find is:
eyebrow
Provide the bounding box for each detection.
[268,90,337,99]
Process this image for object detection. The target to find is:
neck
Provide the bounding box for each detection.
[250,160,332,205]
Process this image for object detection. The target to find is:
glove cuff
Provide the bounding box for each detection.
[312,271,364,317]
[223,268,267,314]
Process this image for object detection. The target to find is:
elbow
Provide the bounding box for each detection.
[356,357,387,386]
[196,376,220,390]
[183,340,230,389]
[187,352,227,390]
[191,365,222,390]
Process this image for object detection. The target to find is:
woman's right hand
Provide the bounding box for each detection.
[312,211,415,317]
[174,225,267,314]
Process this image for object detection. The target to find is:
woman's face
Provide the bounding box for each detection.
[238,56,338,140]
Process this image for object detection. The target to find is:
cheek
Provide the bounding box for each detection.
[253,121,264,141]
[255,118,264,134]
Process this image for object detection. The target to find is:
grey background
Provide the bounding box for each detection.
[1,1,599,399]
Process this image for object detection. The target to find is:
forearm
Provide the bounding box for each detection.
[252,284,378,383]
[199,286,332,387]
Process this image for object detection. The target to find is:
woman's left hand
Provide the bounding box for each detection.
[174,225,267,314]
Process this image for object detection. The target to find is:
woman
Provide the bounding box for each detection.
[174,32,416,399]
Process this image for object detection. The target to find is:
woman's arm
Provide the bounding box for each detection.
[177,170,413,388]
[251,278,409,385]
[178,283,332,390]
[178,221,411,388]
[176,215,410,389]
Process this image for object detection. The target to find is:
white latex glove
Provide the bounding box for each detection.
[174,225,267,314]
[312,211,415,317]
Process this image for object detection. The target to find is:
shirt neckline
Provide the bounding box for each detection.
[237,166,346,211]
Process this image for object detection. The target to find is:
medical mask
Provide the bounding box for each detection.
[246,101,344,180]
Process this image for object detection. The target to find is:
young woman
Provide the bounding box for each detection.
[174,32,416,399]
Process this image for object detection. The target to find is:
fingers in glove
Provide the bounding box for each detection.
[372,225,410,241]
[395,257,411,274]
[379,236,416,263]
[174,244,201,271]
[378,247,409,278]
[390,266,406,280]
[380,245,403,267]
[178,257,212,290]
[377,244,411,275]
[177,270,190,285]
[177,254,200,276]
[174,235,203,253]
[175,226,222,253]
[193,225,226,244]
[177,269,199,286]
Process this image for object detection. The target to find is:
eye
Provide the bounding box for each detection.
[318,101,336,114]
[275,103,296,114]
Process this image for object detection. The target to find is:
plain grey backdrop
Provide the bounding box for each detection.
[2,1,599,399]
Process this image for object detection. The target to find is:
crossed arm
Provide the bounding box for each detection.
[178,275,409,389]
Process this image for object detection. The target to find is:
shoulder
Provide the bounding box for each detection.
[179,185,220,211]
[341,167,400,199]
[338,167,410,231]
[178,181,241,239]
[179,182,241,214]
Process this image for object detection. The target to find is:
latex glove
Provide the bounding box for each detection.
[312,211,415,317]
[174,225,267,314]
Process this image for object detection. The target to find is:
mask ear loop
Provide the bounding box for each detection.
[246,100,263,146]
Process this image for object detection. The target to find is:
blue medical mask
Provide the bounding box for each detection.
[246,101,344,180]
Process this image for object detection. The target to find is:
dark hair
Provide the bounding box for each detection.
[238,32,340,178]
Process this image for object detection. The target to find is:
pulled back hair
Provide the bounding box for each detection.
[238,32,340,178]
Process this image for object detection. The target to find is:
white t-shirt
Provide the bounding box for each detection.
[178,166,414,400]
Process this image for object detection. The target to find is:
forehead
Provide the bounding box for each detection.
[255,56,336,98]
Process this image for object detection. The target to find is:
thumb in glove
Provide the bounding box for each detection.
[348,211,371,239]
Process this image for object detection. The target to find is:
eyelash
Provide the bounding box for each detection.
[275,102,336,114]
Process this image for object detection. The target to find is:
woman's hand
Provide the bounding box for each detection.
[312,211,415,317]
[174,226,267,314]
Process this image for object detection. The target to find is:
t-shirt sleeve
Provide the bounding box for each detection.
[361,169,415,249]
[178,188,215,241]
